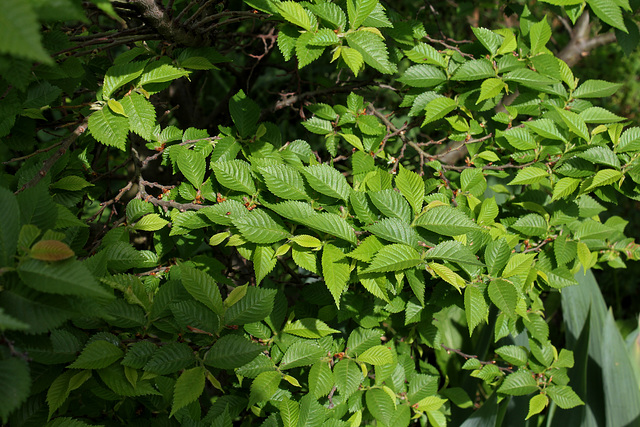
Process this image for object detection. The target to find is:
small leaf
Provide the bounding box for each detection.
[526,394,548,420]
[30,240,74,261]
[478,78,505,103]
[546,385,584,409]
[552,177,580,201]
[488,279,518,319]
[277,1,312,31]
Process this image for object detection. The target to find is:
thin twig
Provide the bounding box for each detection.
[441,344,513,373]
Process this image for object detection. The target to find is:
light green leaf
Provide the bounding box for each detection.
[249,371,281,407]
[253,244,276,285]
[369,189,412,223]
[212,159,256,194]
[302,164,351,201]
[334,359,363,399]
[121,92,155,140]
[346,30,397,74]
[177,147,206,188]
[397,64,447,87]
[89,106,129,150]
[472,27,503,55]
[396,165,425,215]
[341,46,364,76]
[414,206,482,236]
[279,397,300,427]
[578,146,621,169]
[526,394,548,420]
[347,0,378,29]
[277,1,312,31]
[170,367,206,417]
[508,167,548,185]
[103,61,148,99]
[322,243,351,307]
[429,262,466,291]
[498,370,539,396]
[283,318,340,338]
[465,286,488,334]
[579,106,624,124]
[488,279,518,319]
[133,213,168,231]
[511,213,547,236]
[572,79,623,98]
[308,363,333,398]
[496,345,528,366]
[422,97,457,125]
[451,59,496,81]
[367,218,420,248]
[529,18,552,54]
[224,286,276,325]
[556,107,589,141]
[366,388,395,425]
[302,117,333,134]
[552,177,580,201]
[296,31,325,68]
[139,63,188,86]
[546,385,584,409]
[403,43,447,67]
[365,244,422,273]
[280,341,325,370]
[357,345,394,365]
[503,68,556,88]
[502,253,536,277]
[310,28,340,46]
[582,169,623,192]
[478,78,505,103]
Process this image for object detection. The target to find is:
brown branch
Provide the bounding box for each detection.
[441,344,513,373]
[137,176,205,212]
[16,119,89,193]
[558,11,617,67]
[3,141,64,165]
[126,0,207,46]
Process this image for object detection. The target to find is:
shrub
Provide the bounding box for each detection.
[1,0,640,426]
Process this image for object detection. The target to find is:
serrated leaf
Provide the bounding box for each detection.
[365,244,422,273]
[556,107,589,141]
[366,388,395,425]
[573,79,622,98]
[277,1,312,31]
[478,78,505,103]
[587,0,626,31]
[579,106,624,123]
[224,286,276,325]
[397,64,447,87]
[303,117,333,134]
[422,97,457,125]
[472,27,503,55]
[310,28,340,46]
[296,31,325,68]
[280,341,325,370]
[503,68,556,88]
[89,106,129,150]
[395,165,425,215]
[133,213,168,231]
[451,59,496,81]
[511,213,547,236]
[346,30,397,74]
[102,61,147,99]
[526,394,548,420]
[414,205,482,236]
[180,264,224,315]
[578,146,621,169]
[283,318,340,338]
[334,359,363,399]
[303,164,351,201]
[496,345,528,366]
[465,286,488,334]
[0,0,53,64]
[30,240,74,261]
[121,92,155,140]
[139,63,188,86]
[259,164,308,200]
[204,335,262,369]
[347,0,378,29]
[546,385,584,408]
[583,169,623,192]
[429,262,466,291]
[403,43,447,67]
[177,147,206,188]
[322,243,351,307]
[530,18,551,54]
[233,209,290,244]
[341,46,364,76]
[253,244,276,285]
[358,345,393,365]
[488,279,518,319]
[279,397,301,427]
[367,218,420,248]
[308,363,333,398]
[508,167,548,185]
[498,370,539,395]
[170,367,205,417]
[68,340,123,369]
[249,371,281,407]
[424,240,483,269]
[552,177,580,201]
[369,189,411,223]
[0,357,30,420]
[212,159,256,194]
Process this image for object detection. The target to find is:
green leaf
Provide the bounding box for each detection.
[283,318,340,338]
[341,46,364,76]
[424,240,483,270]
[30,240,74,261]
[346,30,397,74]
[587,0,626,31]
[556,107,589,141]
[503,69,556,88]
[552,177,580,201]
[302,164,351,201]
[225,286,276,325]
[578,146,621,169]
[365,244,422,273]
[121,92,155,140]
[170,367,206,417]
[297,394,326,427]
[414,206,482,236]
[582,169,623,192]
[422,97,457,125]
[488,279,518,319]
[403,43,447,67]
[204,335,262,369]
[367,218,420,248]
[51,175,93,191]
[397,64,447,87]
[472,27,503,55]
[279,397,300,427]
[139,63,188,86]
[498,370,539,396]
[357,345,394,365]
[451,59,496,81]
[322,243,351,306]
[280,341,325,370]
[253,244,276,285]
[308,363,334,398]
[302,117,333,134]
[307,2,347,30]
[465,286,488,334]
[366,388,394,425]
[508,167,548,185]
[133,213,169,231]
[18,258,113,299]
[277,1,312,31]
[0,357,30,421]
[212,159,256,194]
[347,0,378,29]
[68,340,123,369]
[511,213,547,236]
[334,359,363,398]
[496,345,528,366]
[502,253,536,277]
[180,264,224,315]
[233,209,290,244]
[296,32,325,68]
[526,394,548,420]
[177,147,206,188]
[249,371,281,406]
[229,90,260,138]
[395,165,425,215]
[0,0,52,64]
[144,342,195,374]
[478,78,505,103]
[0,187,19,268]
[369,189,412,223]
[89,106,129,150]
[572,79,622,98]
[546,385,584,409]
[579,106,624,124]
[310,28,340,46]
[529,18,552,54]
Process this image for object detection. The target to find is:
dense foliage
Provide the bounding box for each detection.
[1,0,640,426]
